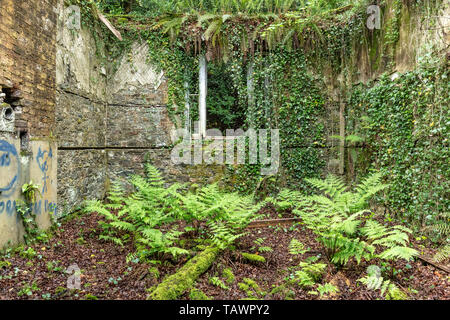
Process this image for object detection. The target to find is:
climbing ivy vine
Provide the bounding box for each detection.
[68,0,448,226]
[347,54,449,226]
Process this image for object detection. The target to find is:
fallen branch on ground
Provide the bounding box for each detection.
[148,246,220,300]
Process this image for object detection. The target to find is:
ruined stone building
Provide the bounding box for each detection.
[0,0,448,247]
[1,0,174,246]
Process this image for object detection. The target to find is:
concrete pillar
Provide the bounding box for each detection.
[199,55,207,137]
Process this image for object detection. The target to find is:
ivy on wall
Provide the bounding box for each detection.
[67,0,448,227]
[347,55,449,226]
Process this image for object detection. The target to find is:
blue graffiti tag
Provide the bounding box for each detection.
[31,199,58,216]
[36,146,53,194]
[0,199,57,218]
[0,200,17,216]
[0,140,20,197]
[0,152,11,166]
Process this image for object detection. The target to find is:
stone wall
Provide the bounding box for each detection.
[55,9,177,213]
[0,0,446,248]
[54,0,449,214]
[319,0,450,181]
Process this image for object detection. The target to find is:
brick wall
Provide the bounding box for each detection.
[0,0,57,138]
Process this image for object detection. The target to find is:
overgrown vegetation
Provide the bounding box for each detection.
[84,164,262,262]
[1,0,446,302]
[67,0,447,231]
[272,172,418,269]
[347,53,449,229]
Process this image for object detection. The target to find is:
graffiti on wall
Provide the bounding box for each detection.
[35,145,57,216]
[0,139,57,219]
[0,140,20,197]
[36,146,53,195]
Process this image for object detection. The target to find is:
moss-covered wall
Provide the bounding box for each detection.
[55,0,448,222]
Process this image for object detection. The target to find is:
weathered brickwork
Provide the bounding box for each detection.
[0,0,57,138]
[0,0,58,247]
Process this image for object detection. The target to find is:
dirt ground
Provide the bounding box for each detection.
[0,208,448,300]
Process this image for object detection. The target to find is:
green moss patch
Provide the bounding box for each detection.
[222,268,235,285]
[241,252,266,264]
[189,288,211,300]
[148,247,219,300]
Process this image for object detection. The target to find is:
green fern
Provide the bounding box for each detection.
[85,164,261,258]
[358,266,409,300]
[433,244,450,263]
[425,218,449,263]
[298,262,327,281]
[84,165,187,260]
[427,223,450,236]
[361,221,418,262]
[294,261,327,288]
[288,238,309,255]
[378,247,419,261]
[272,189,304,211]
[294,270,316,288]
[176,183,262,249]
[317,283,339,298]
[283,172,416,266]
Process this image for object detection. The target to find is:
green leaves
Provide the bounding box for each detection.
[294,261,327,288]
[84,165,187,260]
[348,61,449,226]
[288,238,309,255]
[358,265,409,300]
[21,181,41,205]
[316,283,339,298]
[433,245,450,263]
[83,164,261,259]
[281,172,417,267]
[361,220,418,262]
[378,247,418,261]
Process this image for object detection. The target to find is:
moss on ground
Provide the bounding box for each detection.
[189,288,211,300]
[238,278,265,298]
[241,252,266,264]
[222,267,235,285]
[270,284,295,300]
[386,286,409,300]
[148,246,219,300]
[148,267,160,279]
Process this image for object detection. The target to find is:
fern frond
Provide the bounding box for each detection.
[433,244,450,263]
[360,220,389,240]
[378,246,418,261]
[289,238,309,255]
[109,221,136,232]
[305,175,346,199]
[353,171,388,209]
[145,164,164,187]
[99,235,124,247]
[426,222,450,235]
